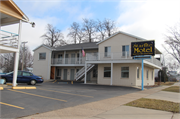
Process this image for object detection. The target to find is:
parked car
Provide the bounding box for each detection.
[0,71,43,85]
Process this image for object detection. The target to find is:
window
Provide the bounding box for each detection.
[105,46,111,57]
[18,71,22,76]
[137,67,139,78]
[104,67,111,77]
[39,53,46,60]
[147,70,148,79]
[122,45,129,56]
[58,54,63,63]
[121,67,129,78]
[23,72,32,76]
[57,69,61,76]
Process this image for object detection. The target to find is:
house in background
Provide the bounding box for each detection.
[33,31,162,86]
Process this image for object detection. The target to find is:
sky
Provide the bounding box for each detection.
[1,0,180,56]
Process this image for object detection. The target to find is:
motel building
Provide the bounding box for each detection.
[33,31,162,87]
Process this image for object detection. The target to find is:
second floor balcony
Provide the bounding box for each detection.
[86,52,161,67]
[51,52,161,67]
[51,57,86,65]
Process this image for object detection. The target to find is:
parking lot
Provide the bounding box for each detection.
[0,81,141,118]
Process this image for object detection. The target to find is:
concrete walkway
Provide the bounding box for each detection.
[20,83,179,119]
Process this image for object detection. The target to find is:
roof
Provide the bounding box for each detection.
[55,42,98,51]
[33,44,54,51]
[97,31,146,45]
[0,0,29,26]
[97,31,162,54]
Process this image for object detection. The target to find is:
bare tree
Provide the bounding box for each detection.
[67,22,85,44]
[41,24,65,47]
[0,46,33,73]
[103,18,116,37]
[96,19,106,40]
[82,18,96,42]
[163,22,180,64]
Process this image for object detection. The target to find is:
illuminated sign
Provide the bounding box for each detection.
[131,40,155,56]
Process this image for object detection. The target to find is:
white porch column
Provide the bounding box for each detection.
[13,20,22,87]
[64,51,66,64]
[84,63,87,84]
[111,63,113,85]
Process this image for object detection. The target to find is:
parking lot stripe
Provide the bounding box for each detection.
[8,89,67,102]
[0,102,24,109]
[38,88,94,98]
[52,80,57,83]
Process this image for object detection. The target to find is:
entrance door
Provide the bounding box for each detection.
[50,66,55,79]
[71,54,75,64]
[63,69,67,80]
[70,69,75,80]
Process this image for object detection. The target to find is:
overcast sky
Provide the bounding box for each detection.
[1,0,180,54]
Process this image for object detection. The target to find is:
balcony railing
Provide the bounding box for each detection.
[0,30,19,48]
[51,57,86,64]
[86,52,131,61]
[86,52,161,67]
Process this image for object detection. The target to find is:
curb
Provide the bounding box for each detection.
[12,87,36,89]
[0,87,3,90]
[6,83,18,86]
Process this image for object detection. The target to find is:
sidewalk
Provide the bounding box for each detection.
[20,83,180,119]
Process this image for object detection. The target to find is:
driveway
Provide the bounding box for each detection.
[0,81,140,118]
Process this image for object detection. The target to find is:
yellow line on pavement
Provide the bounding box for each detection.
[8,89,67,102]
[0,102,24,109]
[38,88,93,98]
[52,80,57,83]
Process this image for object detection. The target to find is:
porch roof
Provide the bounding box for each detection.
[54,42,98,51]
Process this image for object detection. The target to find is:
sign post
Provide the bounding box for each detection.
[141,58,144,90]
[131,40,155,91]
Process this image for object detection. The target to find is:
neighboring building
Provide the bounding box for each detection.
[33,31,162,86]
[0,0,32,86]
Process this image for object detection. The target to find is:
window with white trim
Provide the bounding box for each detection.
[121,67,129,78]
[122,45,129,56]
[39,53,46,60]
[104,67,111,77]
[104,46,111,57]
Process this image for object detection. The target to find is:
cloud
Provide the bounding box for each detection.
[117,0,180,51]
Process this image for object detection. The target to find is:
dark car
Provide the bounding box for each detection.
[0,71,43,85]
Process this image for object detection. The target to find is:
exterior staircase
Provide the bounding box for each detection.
[75,64,95,81]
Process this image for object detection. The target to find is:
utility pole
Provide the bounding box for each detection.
[21,41,28,71]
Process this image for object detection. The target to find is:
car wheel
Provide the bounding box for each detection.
[30,80,36,85]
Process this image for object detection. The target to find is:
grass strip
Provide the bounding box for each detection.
[155,82,175,86]
[125,98,180,113]
[162,86,180,93]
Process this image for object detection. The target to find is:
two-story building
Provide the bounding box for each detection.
[33,31,162,86]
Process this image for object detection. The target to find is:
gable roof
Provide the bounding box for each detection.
[54,42,98,51]
[97,31,146,45]
[97,31,162,54]
[0,0,29,26]
[33,44,54,51]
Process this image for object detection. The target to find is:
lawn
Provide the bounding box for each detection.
[162,86,180,93]
[125,98,180,113]
[155,82,175,86]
